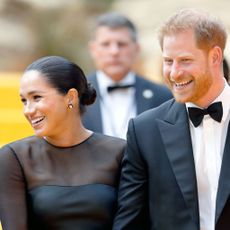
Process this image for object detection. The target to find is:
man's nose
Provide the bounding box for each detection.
[170,63,183,80]
[109,43,120,54]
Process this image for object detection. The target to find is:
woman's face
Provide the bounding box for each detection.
[19,70,70,139]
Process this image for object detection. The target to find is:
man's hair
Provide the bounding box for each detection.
[93,12,138,42]
[158,8,227,52]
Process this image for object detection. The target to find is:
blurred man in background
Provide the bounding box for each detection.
[82,12,172,139]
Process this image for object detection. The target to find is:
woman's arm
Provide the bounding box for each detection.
[0,145,28,230]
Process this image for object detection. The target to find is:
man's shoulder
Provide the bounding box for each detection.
[135,74,164,88]
[126,99,176,136]
[86,72,97,82]
[134,98,175,122]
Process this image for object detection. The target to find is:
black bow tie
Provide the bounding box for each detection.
[107,84,134,93]
[188,101,223,127]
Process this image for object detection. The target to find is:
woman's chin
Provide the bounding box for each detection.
[34,130,45,137]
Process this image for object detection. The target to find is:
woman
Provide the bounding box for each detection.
[0,56,126,230]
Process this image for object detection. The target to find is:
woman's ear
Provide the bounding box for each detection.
[66,88,78,107]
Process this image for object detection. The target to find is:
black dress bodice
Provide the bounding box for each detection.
[0,133,126,230]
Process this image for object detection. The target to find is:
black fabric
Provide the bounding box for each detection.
[188,101,223,127]
[113,99,230,229]
[0,133,126,230]
[107,84,134,93]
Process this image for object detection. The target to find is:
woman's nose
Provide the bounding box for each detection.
[24,103,36,116]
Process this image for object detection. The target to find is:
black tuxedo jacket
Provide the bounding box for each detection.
[113,99,230,230]
[82,73,172,133]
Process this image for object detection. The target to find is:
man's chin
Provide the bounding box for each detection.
[105,70,127,81]
[174,94,190,104]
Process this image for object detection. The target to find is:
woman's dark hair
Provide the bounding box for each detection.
[25,56,97,114]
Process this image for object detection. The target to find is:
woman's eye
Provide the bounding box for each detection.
[33,95,42,101]
[21,98,27,105]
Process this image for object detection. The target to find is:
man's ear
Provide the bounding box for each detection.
[210,46,222,65]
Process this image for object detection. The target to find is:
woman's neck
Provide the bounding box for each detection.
[43,122,93,147]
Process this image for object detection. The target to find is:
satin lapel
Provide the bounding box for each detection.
[157,102,199,226]
[215,121,230,222]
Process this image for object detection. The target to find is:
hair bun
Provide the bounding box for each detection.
[80,83,97,105]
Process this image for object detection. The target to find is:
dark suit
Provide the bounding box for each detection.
[113,99,230,230]
[82,73,172,133]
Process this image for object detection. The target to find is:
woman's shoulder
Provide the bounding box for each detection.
[0,136,43,156]
[87,133,126,159]
[3,135,40,146]
[89,132,126,148]
[87,133,126,166]
[0,136,44,172]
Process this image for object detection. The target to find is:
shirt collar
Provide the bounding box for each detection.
[217,81,230,121]
[96,71,136,96]
[186,79,230,122]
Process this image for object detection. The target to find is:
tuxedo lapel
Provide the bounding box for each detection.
[215,120,230,222]
[157,102,199,226]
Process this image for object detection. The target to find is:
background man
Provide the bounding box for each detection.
[82,12,172,139]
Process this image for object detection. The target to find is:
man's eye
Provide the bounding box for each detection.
[164,59,173,65]
[100,42,109,47]
[182,59,191,63]
[118,42,127,47]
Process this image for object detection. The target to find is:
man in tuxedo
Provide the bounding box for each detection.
[82,12,172,139]
[113,8,230,230]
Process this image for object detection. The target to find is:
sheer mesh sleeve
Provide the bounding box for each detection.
[0,145,28,230]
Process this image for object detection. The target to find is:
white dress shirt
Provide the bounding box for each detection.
[96,71,136,139]
[186,81,230,230]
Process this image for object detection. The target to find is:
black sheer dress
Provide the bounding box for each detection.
[0,133,126,230]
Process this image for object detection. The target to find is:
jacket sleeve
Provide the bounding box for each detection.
[0,145,28,230]
[113,119,150,230]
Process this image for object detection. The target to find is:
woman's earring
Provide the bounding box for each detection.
[68,103,73,109]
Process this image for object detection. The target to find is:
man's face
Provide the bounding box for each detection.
[89,26,140,81]
[162,29,214,106]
